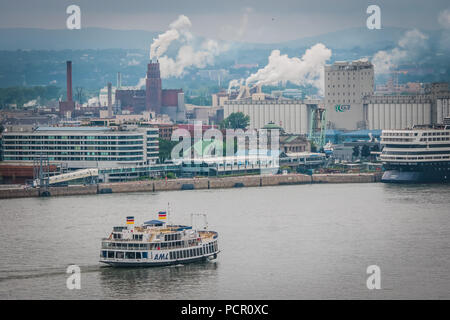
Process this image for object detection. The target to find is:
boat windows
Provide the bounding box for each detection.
[102,251,107,258]
[116,252,124,259]
[133,234,143,240]
[136,252,141,259]
[164,233,181,241]
[108,251,114,258]
[125,252,136,259]
[142,252,148,259]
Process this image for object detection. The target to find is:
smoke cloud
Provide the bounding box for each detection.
[150,15,192,59]
[227,78,244,92]
[149,15,226,78]
[438,9,450,29]
[372,29,428,74]
[244,43,332,94]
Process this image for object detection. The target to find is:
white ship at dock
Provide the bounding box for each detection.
[100,213,219,267]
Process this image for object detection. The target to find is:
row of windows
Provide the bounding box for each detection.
[384,144,450,148]
[102,251,147,259]
[3,151,143,156]
[3,140,143,145]
[327,70,372,76]
[328,99,357,104]
[382,137,450,142]
[382,155,450,160]
[3,135,144,140]
[383,151,450,155]
[3,156,143,161]
[328,92,357,96]
[3,146,143,151]
[165,233,181,241]
[328,84,358,88]
[103,239,197,250]
[4,150,143,155]
[420,138,450,141]
[100,241,218,260]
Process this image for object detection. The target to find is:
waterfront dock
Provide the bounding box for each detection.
[0,173,382,199]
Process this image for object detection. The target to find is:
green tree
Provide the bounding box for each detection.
[158,138,179,163]
[220,112,250,129]
[352,146,360,158]
[361,145,371,158]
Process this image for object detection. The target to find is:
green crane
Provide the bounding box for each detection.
[308,108,327,150]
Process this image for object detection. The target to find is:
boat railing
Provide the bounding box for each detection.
[101,240,203,250]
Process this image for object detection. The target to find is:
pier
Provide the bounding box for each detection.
[0,173,382,199]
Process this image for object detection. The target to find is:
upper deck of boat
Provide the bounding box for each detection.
[103,224,218,242]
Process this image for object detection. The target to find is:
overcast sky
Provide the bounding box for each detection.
[1,0,449,42]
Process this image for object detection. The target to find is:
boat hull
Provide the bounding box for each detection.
[381,169,450,183]
[100,253,218,268]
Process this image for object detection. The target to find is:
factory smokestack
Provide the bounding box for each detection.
[117,72,121,89]
[59,60,75,117]
[146,61,162,114]
[107,82,113,118]
[66,61,73,102]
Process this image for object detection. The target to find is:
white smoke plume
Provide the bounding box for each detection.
[372,29,428,74]
[149,15,226,78]
[227,78,244,93]
[244,43,332,94]
[135,77,146,89]
[150,15,192,59]
[220,7,252,41]
[438,8,450,51]
[438,9,450,29]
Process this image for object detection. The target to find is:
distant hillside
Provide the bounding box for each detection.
[0,26,411,51]
[0,28,160,50]
[0,26,448,92]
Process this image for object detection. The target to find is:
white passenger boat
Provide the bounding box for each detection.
[100,213,219,267]
[380,125,450,183]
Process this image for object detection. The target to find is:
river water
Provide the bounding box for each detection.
[0,183,449,299]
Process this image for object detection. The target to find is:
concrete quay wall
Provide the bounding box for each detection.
[312,173,382,183]
[0,173,381,199]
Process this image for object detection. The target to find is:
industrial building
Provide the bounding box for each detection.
[364,82,450,130]
[224,99,322,135]
[113,61,186,122]
[1,126,159,170]
[324,60,375,130]
[324,60,450,131]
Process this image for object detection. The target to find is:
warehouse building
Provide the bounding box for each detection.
[224,99,321,135]
[364,82,450,130]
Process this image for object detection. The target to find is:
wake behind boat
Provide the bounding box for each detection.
[100,212,219,267]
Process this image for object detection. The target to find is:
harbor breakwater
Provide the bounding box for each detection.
[0,173,382,199]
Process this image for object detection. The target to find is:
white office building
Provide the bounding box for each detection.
[1,126,159,169]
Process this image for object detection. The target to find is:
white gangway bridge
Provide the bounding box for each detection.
[32,168,98,187]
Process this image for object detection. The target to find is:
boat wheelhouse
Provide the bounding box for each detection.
[100,214,219,267]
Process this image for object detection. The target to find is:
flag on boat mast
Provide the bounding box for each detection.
[126,216,134,224]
